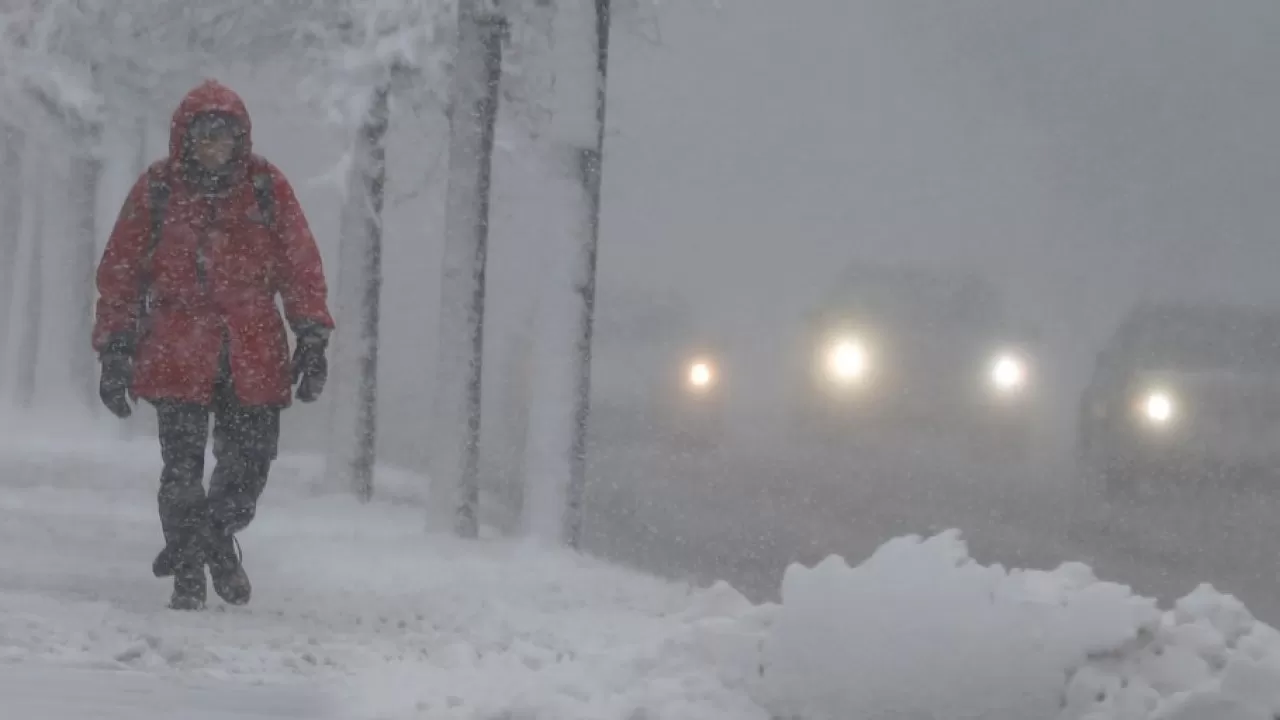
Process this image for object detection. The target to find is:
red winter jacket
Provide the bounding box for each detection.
[92,80,334,407]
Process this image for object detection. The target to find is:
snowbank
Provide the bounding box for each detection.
[752,530,1280,720]
[756,530,1155,719]
[1061,585,1280,720]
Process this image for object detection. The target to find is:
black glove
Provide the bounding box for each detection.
[99,335,134,419]
[291,324,329,403]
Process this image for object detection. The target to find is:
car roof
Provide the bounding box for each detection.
[825,261,998,302]
[1104,301,1280,357]
[813,261,1009,329]
[1119,301,1280,331]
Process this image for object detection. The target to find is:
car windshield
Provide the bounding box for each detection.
[1124,309,1280,372]
[821,267,1008,336]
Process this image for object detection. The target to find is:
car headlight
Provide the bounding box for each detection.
[825,337,870,384]
[686,359,716,391]
[988,352,1028,394]
[1138,389,1177,427]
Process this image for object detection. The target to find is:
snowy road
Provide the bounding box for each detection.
[580,431,1071,600]
[579,425,1280,622]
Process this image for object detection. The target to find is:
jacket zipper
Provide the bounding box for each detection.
[196,201,217,292]
[200,198,234,375]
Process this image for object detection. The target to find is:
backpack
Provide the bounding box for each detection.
[137,168,276,321]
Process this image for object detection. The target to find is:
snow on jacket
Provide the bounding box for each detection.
[92,79,333,407]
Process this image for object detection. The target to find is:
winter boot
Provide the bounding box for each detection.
[152,541,180,578]
[169,561,207,611]
[207,534,250,606]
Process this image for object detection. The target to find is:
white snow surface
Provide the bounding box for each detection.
[761,531,1280,720]
[2,419,1280,719]
[0,424,767,718]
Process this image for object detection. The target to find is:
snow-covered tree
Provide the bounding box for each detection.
[15,139,44,410]
[0,9,106,412]
[0,125,22,383]
[561,0,612,549]
[426,0,681,541]
[433,0,507,538]
[305,1,455,501]
[326,77,391,503]
[507,0,613,547]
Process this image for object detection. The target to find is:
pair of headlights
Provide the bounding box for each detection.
[681,340,1035,396]
[821,336,1030,395]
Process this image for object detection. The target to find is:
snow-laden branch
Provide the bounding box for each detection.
[294,0,456,206]
[298,0,456,128]
[0,0,384,132]
[493,0,678,139]
[0,0,213,133]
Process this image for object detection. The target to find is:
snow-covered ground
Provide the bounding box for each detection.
[2,421,1279,719]
[764,531,1280,720]
[0,425,768,718]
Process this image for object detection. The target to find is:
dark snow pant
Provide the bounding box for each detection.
[154,374,280,570]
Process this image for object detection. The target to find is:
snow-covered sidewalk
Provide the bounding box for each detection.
[0,432,769,718]
[4,427,1280,719]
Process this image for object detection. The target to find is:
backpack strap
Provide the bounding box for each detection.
[136,168,171,325]
[144,168,170,266]
[250,170,285,299]
[251,171,275,231]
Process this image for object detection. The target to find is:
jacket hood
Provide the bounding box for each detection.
[169,79,253,167]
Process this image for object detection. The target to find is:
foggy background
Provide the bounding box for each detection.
[53,0,1280,610]
[600,0,1280,424]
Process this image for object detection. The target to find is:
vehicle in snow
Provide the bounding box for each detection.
[790,261,1039,461]
[589,288,728,450]
[1076,300,1280,494]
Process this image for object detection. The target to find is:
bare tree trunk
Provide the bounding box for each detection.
[432,2,505,538]
[0,126,23,378]
[68,125,102,413]
[17,164,44,409]
[327,79,391,503]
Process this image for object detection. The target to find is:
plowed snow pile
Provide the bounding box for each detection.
[756,531,1280,720]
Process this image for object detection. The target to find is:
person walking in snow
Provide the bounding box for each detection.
[92,79,334,610]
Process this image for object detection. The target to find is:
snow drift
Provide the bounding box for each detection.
[752,530,1280,720]
[1059,584,1280,720]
